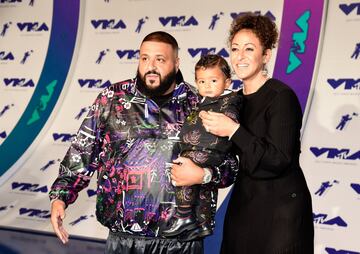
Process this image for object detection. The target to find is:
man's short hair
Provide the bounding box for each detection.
[141,31,179,55]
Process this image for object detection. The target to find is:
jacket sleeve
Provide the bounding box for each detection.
[49,89,111,207]
[231,89,302,179]
[206,93,241,188]
[210,152,239,188]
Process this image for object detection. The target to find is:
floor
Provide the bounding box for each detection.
[0,227,106,254]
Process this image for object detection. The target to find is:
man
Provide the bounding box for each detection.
[49,31,237,253]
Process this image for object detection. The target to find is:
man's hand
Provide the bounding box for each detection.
[50,200,69,244]
[170,157,205,186]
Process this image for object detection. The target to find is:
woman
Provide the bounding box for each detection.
[199,14,314,253]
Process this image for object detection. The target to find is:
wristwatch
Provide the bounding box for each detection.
[202,167,212,184]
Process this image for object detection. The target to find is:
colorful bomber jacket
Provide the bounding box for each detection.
[49,78,238,237]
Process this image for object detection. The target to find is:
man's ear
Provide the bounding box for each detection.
[175,57,180,72]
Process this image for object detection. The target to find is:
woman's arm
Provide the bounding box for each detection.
[200,89,302,179]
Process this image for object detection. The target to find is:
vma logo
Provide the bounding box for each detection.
[75,106,90,120]
[91,19,126,30]
[315,180,339,196]
[0,205,14,213]
[230,11,275,21]
[0,51,15,61]
[231,80,243,91]
[339,2,360,15]
[159,16,198,27]
[0,0,22,3]
[327,79,360,90]
[310,147,360,160]
[116,49,139,60]
[0,130,7,139]
[0,21,12,37]
[95,49,109,64]
[3,78,35,87]
[135,16,148,33]
[208,12,224,30]
[287,11,310,74]
[40,159,61,171]
[53,133,76,142]
[325,247,360,254]
[336,112,358,131]
[313,213,348,227]
[20,50,34,64]
[11,182,48,193]
[69,214,94,226]
[188,48,229,58]
[351,42,360,59]
[19,208,51,219]
[350,183,360,195]
[17,22,49,32]
[78,79,112,89]
[0,103,14,118]
[87,189,97,198]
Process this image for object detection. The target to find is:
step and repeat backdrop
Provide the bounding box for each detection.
[0,0,359,253]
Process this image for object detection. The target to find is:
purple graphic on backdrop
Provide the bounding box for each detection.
[351,42,360,59]
[135,16,148,33]
[0,22,11,37]
[315,180,339,196]
[208,12,223,30]
[21,50,33,64]
[95,49,109,64]
[0,131,7,139]
[0,104,14,117]
[336,112,358,130]
[273,0,324,111]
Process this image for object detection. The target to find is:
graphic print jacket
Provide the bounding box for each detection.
[49,78,238,237]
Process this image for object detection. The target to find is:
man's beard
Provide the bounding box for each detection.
[136,68,177,97]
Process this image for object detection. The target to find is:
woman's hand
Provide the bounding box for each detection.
[199,111,240,137]
[170,157,204,186]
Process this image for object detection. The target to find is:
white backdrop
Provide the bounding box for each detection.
[0,0,359,253]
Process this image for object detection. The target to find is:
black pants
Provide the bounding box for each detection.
[105,232,204,254]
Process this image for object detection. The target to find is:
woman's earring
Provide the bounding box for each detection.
[261,64,268,76]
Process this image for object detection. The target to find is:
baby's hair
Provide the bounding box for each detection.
[195,54,231,79]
